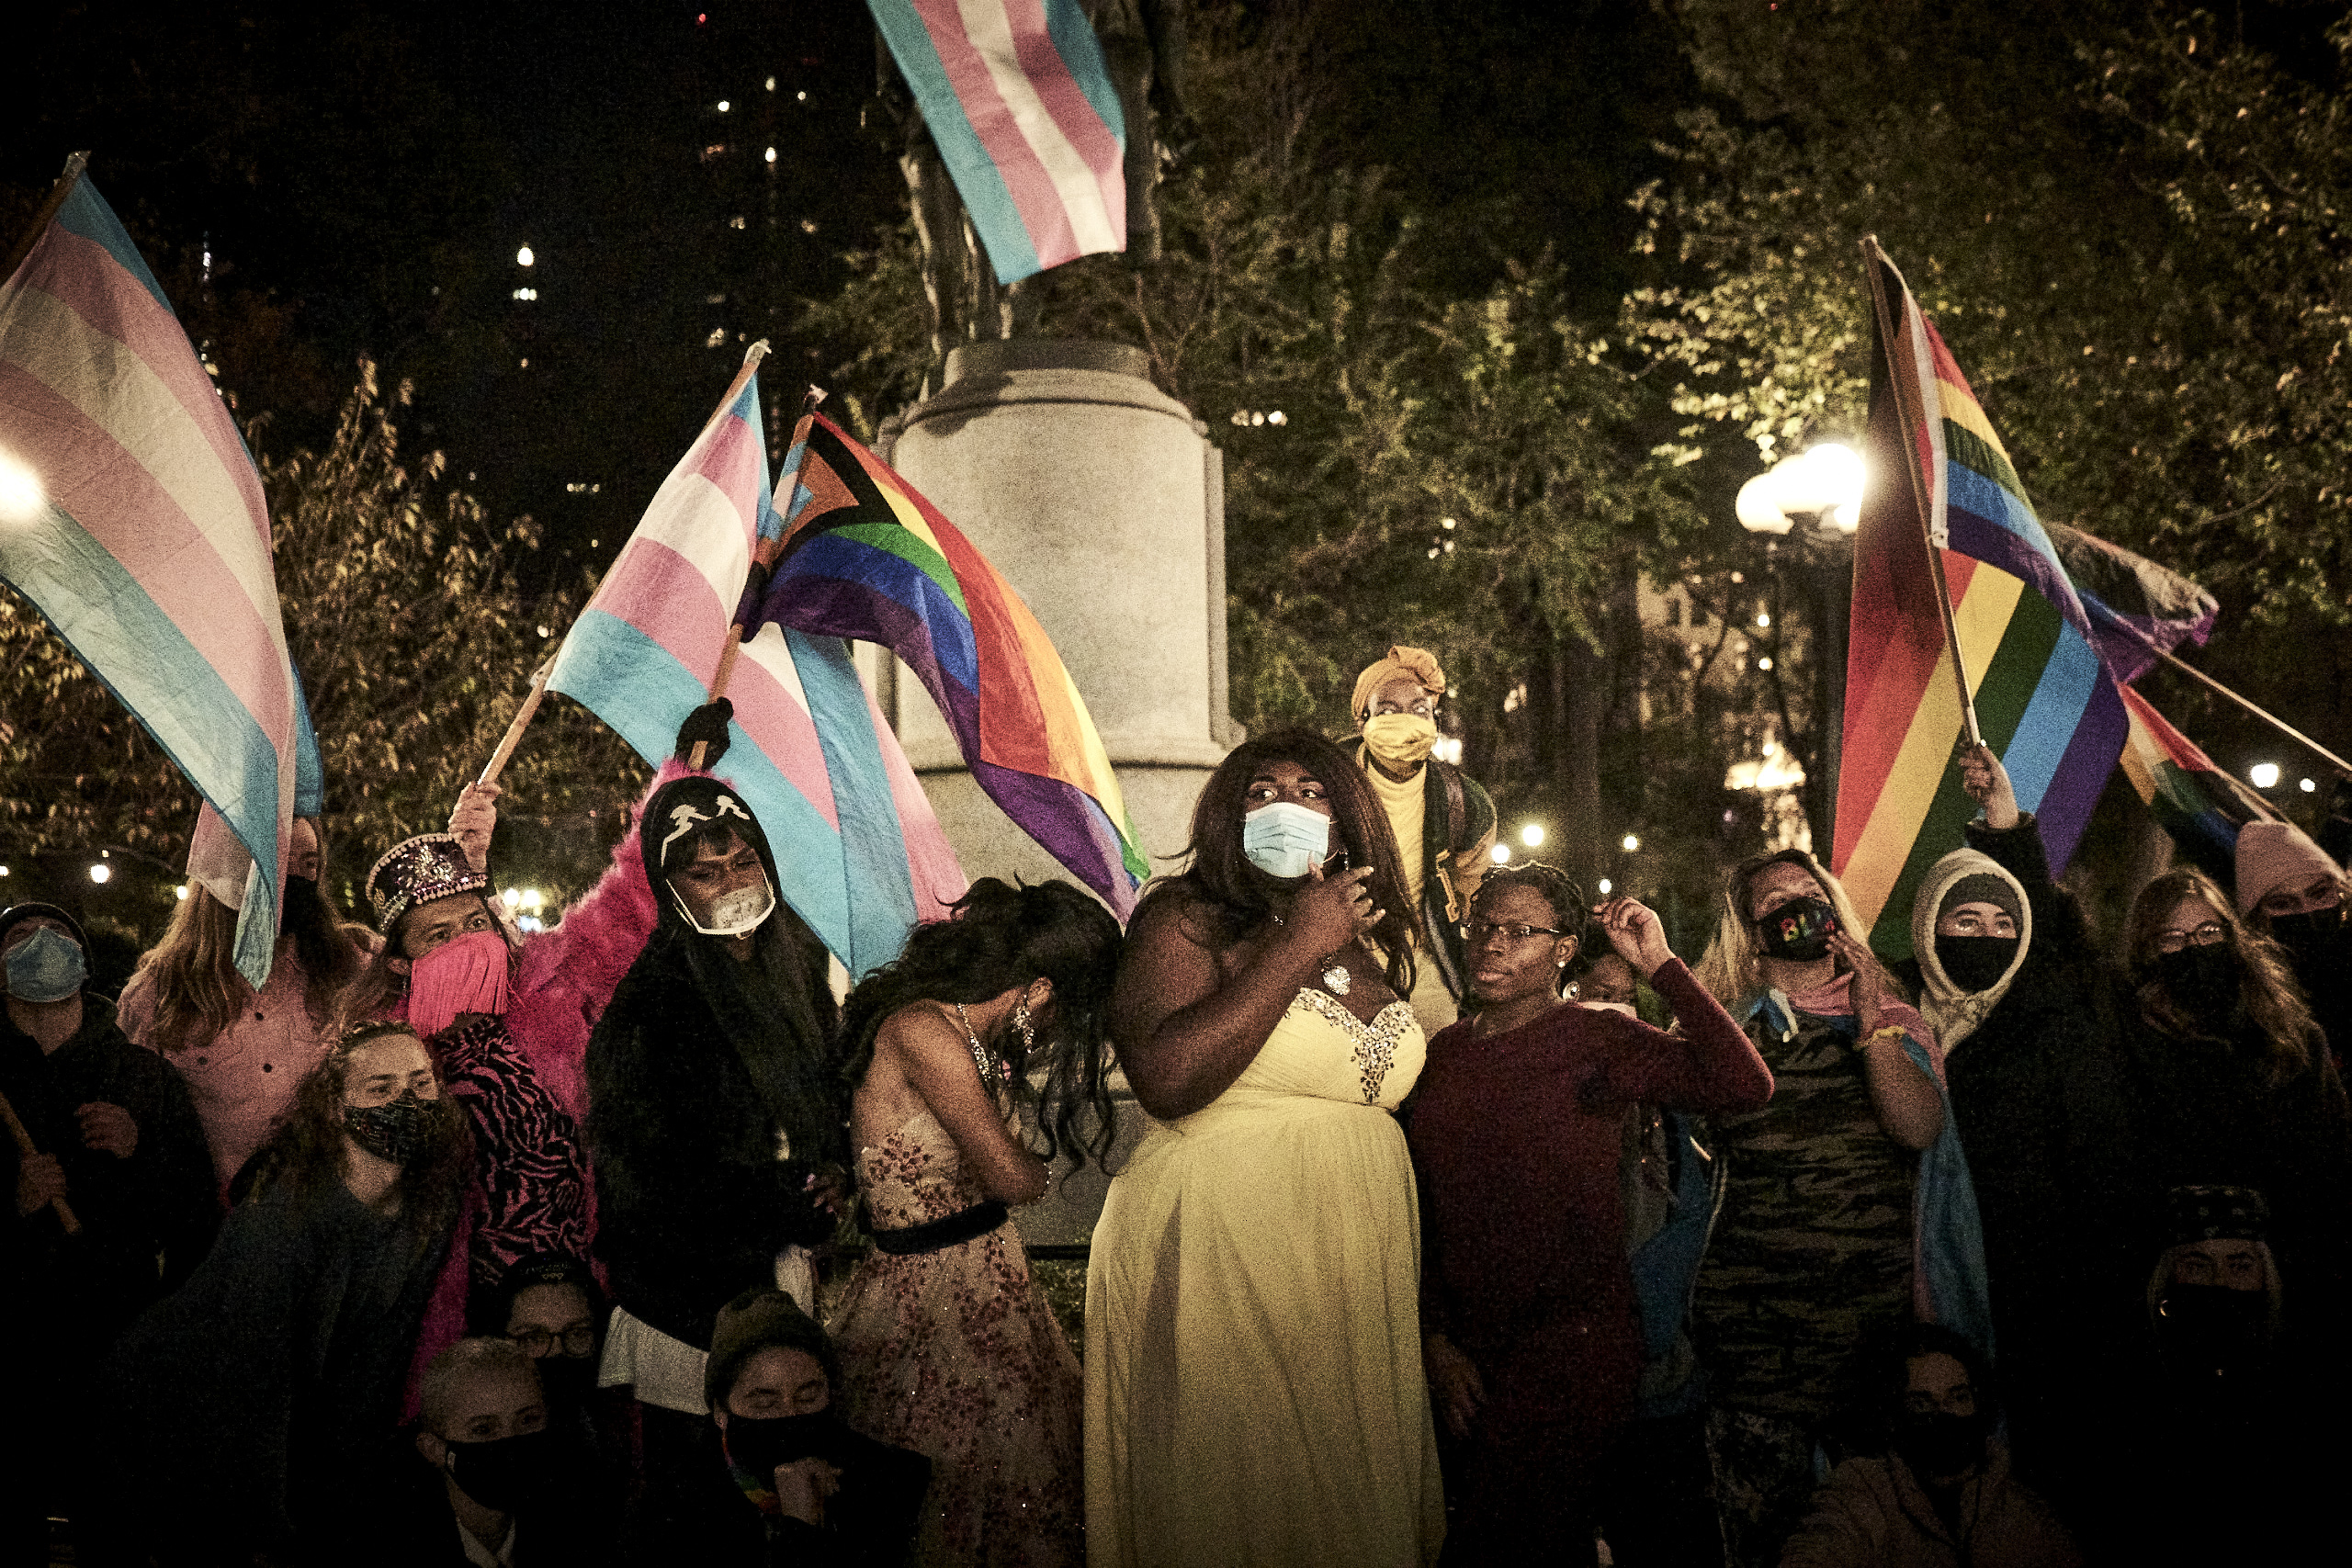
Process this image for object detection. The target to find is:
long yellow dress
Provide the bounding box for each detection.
[1083,987,1443,1567]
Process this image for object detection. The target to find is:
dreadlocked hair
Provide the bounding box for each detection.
[839,878,1125,1170]
[243,1019,471,1257]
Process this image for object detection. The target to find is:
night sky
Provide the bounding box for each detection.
[5,2,1684,591]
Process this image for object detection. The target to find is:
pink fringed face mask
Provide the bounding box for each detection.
[407,927,513,1036]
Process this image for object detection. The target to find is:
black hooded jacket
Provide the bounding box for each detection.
[585,776,843,1348]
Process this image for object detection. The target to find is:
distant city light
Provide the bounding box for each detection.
[502,888,522,908]
[512,287,537,300]
[1622,834,1641,852]
[515,245,535,267]
[0,864,9,876]
[2301,777,2319,793]
[797,90,808,102]
[0,448,45,522]
[717,99,730,112]
[89,863,110,885]
[764,146,777,164]
[1267,410,1286,425]
[1489,842,1511,865]
[1758,657,1774,671]
[2250,762,2282,789]
[1440,517,1455,529]
[176,885,188,901]
[1756,611,1771,627]
[765,76,776,91]
[521,888,545,911]
[1598,878,1613,896]
[1521,824,1545,849]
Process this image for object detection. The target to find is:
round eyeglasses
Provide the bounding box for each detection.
[2154,921,2227,954]
[508,1325,597,1358]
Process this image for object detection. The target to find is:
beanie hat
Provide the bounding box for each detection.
[2232,819,2338,914]
[1938,872,2022,928]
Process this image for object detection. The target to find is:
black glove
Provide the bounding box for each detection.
[675,699,734,767]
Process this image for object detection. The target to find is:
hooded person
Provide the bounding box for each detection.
[1893,746,2137,1506]
[1349,644,1498,1039]
[585,771,845,1541]
[2233,818,2352,1059]
[4,901,217,1562]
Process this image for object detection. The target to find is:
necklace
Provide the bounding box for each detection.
[954,1003,1011,1087]
[1267,911,1356,996]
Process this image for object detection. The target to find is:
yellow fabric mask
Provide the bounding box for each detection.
[1362,713,1438,769]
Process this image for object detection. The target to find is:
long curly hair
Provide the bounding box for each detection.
[132,822,364,1052]
[839,878,1125,1169]
[2126,868,2319,1081]
[243,1019,471,1257]
[1693,846,1871,1010]
[1138,728,1418,999]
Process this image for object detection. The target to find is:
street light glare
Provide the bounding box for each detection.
[0,448,45,522]
[2250,761,2281,789]
[1489,842,1511,865]
[1520,824,1545,848]
[502,887,522,908]
[89,863,111,885]
[515,245,535,267]
[1598,878,1612,897]
[2301,777,2319,793]
[1736,442,1865,535]
[1622,833,1641,852]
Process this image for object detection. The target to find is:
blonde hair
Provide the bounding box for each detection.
[1692,847,1869,1010]
[130,893,249,1054]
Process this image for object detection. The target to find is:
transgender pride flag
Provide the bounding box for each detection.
[0,158,298,988]
[870,0,1126,282]
[548,358,965,976]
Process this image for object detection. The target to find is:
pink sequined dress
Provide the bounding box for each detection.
[827,1106,1083,1568]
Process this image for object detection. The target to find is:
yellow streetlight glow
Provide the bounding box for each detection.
[516,245,535,267]
[502,887,523,908]
[89,863,111,885]
[0,448,45,522]
[176,885,188,900]
[1488,842,1511,865]
[2250,762,2281,789]
[1622,834,1640,852]
[1598,877,1612,897]
[1520,824,1545,849]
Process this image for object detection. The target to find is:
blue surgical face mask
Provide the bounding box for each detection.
[1242,802,1332,880]
[6,926,87,1003]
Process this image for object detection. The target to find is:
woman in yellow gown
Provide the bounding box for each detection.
[1085,729,1443,1568]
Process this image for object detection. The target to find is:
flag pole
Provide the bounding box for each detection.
[684,347,802,772]
[1862,235,1983,747]
[0,152,89,286]
[2097,612,2352,778]
[0,1087,80,1235]
[476,658,556,789]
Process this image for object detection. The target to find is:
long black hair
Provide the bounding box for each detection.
[1140,728,1418,1000]
[840,878,1125,1169]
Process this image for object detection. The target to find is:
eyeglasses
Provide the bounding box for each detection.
[508,1325,597,1358]
[1466,921,1566,943]
[2154,921,2227,954]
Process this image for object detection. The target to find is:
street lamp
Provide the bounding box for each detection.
[1520,824,1545,849]
[2250,762,2281,789]
[1737,443,1866,859]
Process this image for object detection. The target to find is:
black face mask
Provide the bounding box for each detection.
[2156,1283,2272,1368]
[1935,934,2020,994]
[724,1409,844,1478]
[344,1089,435,1166]
[1757,896,1838,962]
[2152,946,2242,1020]
[2266,908,2346,970]
[1893,1411,1988,1480]
[443,1427,558,1513]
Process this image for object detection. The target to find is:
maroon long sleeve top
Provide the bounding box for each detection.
[1408,958,1773,1443]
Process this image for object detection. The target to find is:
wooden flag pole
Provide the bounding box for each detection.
[688,373,825,772]
[2097,612,2352,779]
[477,658,557,790]
[1862,235,1984,748]
[0,152,89,287]
[0,1087,80,1235]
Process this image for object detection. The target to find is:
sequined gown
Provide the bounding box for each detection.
[827,1105,1083,1568]
[1084,987,1443,1568]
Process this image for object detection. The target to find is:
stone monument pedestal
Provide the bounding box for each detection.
[870,339,1238,1242]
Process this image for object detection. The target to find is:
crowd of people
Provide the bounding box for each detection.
[5,643,2349,1567]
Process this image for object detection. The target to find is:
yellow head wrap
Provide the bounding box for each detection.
[1351,645,1446,723]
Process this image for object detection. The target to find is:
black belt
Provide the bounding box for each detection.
[869,1200,1008,1256]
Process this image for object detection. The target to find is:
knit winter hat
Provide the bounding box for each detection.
[2165,1184,2270,1246]
[1938,872,2022,928]
[1351,645,1445,722]
[2232,819,2338,914]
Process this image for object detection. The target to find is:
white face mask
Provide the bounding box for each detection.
[670,874,777,938]
[1242,801,1332,880]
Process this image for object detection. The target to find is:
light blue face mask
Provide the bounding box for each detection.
[1242,801,1332,880]
[5,925,87,1003]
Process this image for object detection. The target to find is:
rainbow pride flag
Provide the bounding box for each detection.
[749,413,1147,918]
[1835,244,2130,960]
[548,368,965,975]
[2118,685,2263,885]
[2045,522,2218,685]
[868,0,1125,283]
[0,162,297,987]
